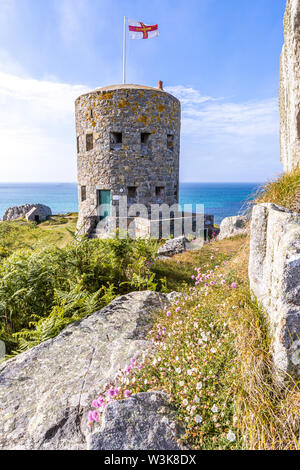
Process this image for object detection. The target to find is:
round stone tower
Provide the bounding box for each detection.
[75,83,181,234]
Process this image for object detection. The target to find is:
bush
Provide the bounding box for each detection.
[0,237,161,356]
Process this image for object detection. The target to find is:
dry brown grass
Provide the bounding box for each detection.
[223,239,300,450]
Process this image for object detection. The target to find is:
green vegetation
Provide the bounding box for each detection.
[0,219,164,356]
[252,167,300,212]
[0,214,78,258]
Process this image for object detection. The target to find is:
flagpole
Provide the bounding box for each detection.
[123,16,127,84]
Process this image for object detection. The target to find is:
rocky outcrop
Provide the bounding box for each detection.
[0,291,172,450]
[157,236,187,258]
[218,216,248,240]
[279,0,300,172]
[88,392,186,450]
[3,204,52,222]
[249,204,300,376]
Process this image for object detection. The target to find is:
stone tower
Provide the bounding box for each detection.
[75,83,181,235]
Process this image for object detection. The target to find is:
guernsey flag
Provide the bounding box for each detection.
[128,19,159,40]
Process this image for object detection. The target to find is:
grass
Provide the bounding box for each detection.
[0,214,78,257]
[251,167,300,213]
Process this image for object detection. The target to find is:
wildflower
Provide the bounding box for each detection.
[179,381,185,387]
[92,400,99,408]
[167,311,171,317]
[211,348,217,354]
[182,399,188,406]
[196,382,203,390]
[88,411,94,423]
[187,369,193,376]
[124,390,131,398]
[92,411,99,422]
[195,415,203,424]
[175,307,180,313]
[107,389,115,398]
[130,358,136,364]
[210,281,216,286]
[211,404,219,413]
[194,396,200,403]
[227,430,236,442]
[231,282,238,289]
[176,368,181,374]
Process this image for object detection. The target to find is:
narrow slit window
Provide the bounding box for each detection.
[110,132,122,150]
[141,133,151,144]
[167,134,174,150]
[77,136,80,154]
[81,186,87,202]
[156,186,165,201]
[128,186,137,203]
[86,134,93,151]
[174,184,179,200]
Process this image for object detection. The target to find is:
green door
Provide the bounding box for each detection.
[98,190,111,220]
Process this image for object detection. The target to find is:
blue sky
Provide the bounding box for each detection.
[0,0,286,182]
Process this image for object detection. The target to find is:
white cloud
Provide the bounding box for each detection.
[166,85,279,139]
[0,74,281,183]
[0,70,89,182]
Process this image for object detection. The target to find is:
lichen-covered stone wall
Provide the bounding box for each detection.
[75,84,181,231]
[249,203,300,377]
[279,0,300,173]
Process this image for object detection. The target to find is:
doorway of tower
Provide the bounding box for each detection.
[97,190,111,221]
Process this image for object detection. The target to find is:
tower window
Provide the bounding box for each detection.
[110,132,122,150]
[167,134,174,150]
[81,186,87,202]
[77,136,80,153]
[141,132,151,154]
[156,186,165,201]
[86,134,93,151]
[128,186,137,203]
[174,184,179,200]
[141,133,151,144]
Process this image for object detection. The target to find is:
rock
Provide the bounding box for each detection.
[157,236,187,258]
[249,203,300,377]
[3,204,52,222]
[279,0,300,172]
[0,291,169,450]
[87,392,186,450]
[218,216,248,240]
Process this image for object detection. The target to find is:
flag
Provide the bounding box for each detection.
[128,19,159,40]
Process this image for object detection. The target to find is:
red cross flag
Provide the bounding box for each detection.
[128,19,159,40]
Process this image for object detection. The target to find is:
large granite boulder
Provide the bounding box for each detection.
[157,236,187,258]
[88,392,186,451]
[0,291,175,450]
[279,0,300,172]
[218,216,248,240]
[249,204,300,377]
[3,204,52,222]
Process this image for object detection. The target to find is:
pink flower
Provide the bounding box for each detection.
[88,411,94,423]
[92,411,99,422]
[107,389,115,398]
[231,283,238,289]
[124,390,131,398]
[167,311,171,317]
[210,281,216,286]
[191,275,195,280]
[195,281,200,286]
[125,365,132,373]
[221,280,226,285]
[176,307,180,313]
[92,400,99,408]
[130,358,136,365]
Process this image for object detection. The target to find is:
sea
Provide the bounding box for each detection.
[0,182,261,226]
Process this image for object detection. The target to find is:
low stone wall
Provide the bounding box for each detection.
[249,203,300,377]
